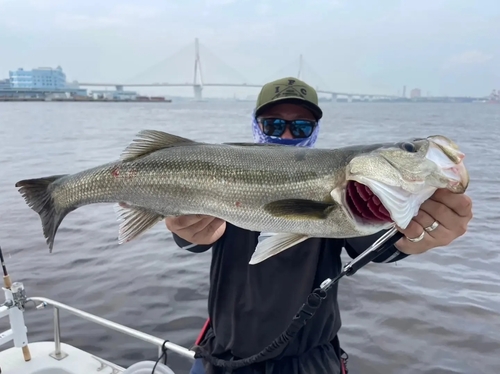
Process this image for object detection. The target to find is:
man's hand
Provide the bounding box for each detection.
[395,189,473,255]
[165,215,226,246]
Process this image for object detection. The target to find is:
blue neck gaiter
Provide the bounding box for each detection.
[251,116,320,147]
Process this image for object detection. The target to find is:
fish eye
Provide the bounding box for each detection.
[400,142,417,153]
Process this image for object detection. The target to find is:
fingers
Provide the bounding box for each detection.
[165,214,214,231]
[430,189,473,217]
[191,218,226,242]
[419,199,456,231]
[396,219,438,255]
[405,209,446,239]
[421,195,470,239]
[165,214,226,245]
[412,209,436,232]
[395,191,473,255]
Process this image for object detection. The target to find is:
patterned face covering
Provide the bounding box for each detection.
[251,116,320,148]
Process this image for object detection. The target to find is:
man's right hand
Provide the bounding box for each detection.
[165,215,226,246]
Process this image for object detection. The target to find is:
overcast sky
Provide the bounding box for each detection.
[0,0,498,97]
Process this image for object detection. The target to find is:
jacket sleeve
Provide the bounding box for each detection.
[172,233,213,253]
[344,229,409,263]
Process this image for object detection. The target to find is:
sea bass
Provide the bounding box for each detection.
[15,130,469,264]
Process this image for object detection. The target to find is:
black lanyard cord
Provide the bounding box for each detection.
[193,227,404,372]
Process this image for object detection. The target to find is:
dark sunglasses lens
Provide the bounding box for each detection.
[262,119,286,137]
[290,121,315,138]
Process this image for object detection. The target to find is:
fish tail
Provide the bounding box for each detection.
[15,174,74,252]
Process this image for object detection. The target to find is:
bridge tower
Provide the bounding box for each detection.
[193,38,204,101]
[297,54,303,79]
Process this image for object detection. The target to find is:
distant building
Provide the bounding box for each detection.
[90,89,138,100]
[410,88,421,98]
[0,79,10,89]
[64,80,88,97]
[9,66,67,89]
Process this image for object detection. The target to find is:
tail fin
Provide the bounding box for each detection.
[15,175,74,252]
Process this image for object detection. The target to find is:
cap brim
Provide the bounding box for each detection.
[255,97,323,120]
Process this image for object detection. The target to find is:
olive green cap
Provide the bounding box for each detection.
[254,77,323,120]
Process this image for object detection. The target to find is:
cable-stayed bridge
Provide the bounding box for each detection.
[77,38,398,101]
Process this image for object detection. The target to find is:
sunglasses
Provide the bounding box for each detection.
[257,118,317,139]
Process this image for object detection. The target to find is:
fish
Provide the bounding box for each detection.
[14,130,469,265]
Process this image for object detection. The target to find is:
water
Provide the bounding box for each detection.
[0,101,499,374]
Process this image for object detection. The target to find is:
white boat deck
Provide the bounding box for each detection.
[1,341,125,374]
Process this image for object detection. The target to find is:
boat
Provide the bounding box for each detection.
[487,89,499,104]
[0,268,196,373]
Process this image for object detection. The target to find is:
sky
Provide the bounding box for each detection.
[0,0,498,98]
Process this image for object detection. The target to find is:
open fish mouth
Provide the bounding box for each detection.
[345,180,393,224]
[342,178,428,230]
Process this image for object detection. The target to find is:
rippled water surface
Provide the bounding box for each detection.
[0,101,499,374]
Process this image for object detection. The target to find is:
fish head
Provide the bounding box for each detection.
[341,135,469,230]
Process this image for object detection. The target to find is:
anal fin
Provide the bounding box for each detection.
[121,130,201,161]
[114,203,165,244]
[263,199,337,220]
[249,233,309,265]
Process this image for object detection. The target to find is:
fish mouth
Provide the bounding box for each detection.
[426,135,469,193]
[344,180,394,225]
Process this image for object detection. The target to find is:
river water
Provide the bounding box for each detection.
[0,101,498,374]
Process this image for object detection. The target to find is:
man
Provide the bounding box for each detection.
[165,77,473,374]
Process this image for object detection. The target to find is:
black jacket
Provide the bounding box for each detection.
[173,224,408,374]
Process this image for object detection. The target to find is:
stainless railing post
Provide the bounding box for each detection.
[54,307,61,355]
[49,306,68,360]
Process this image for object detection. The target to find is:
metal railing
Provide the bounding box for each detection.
[28,296,196,361]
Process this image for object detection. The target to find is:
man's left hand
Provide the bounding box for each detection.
[394,189,473,255]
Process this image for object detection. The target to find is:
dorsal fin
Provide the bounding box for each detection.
[121,130,200,161]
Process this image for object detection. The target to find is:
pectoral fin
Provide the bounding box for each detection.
[114,203,164,244]
[249,233,309,265]
[263,199,337,220]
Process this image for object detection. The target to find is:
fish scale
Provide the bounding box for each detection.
[14,130,469,265]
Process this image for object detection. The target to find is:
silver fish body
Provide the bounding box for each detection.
[15,130,469,264]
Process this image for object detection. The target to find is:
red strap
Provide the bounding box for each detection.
[341,358,347,374]
[195,318,211,345]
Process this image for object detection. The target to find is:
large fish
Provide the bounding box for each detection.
[15,130,469,264]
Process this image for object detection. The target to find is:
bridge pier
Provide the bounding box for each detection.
[115,85,123,91]
[331,93,337,102]
[193,85,203,101]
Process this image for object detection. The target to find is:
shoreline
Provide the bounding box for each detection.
[0,98,172,103]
